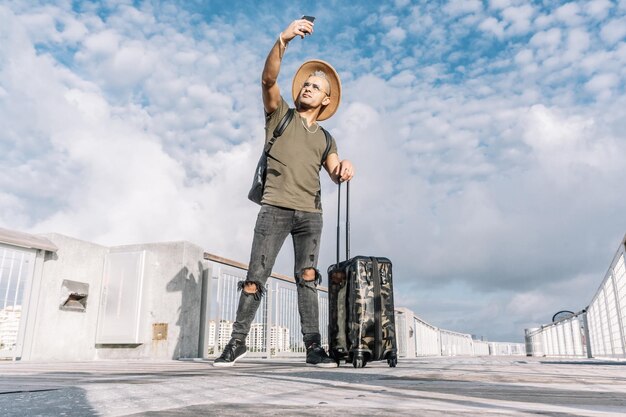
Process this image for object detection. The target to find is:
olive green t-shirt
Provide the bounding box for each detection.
[262,98,338,213]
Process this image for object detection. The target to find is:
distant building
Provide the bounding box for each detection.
[270,325,290,352]
[207,320,216,348]
[0,306,21,350]
[207,321,215,344]
[210,321,291,353]
[248,323,265,352]
[217,319,233,349]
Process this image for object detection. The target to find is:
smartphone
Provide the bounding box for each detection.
[301,15,315,35]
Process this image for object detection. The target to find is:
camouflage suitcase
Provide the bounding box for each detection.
[327,181,398,368]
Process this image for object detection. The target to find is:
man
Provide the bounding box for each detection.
[214,18,354,367]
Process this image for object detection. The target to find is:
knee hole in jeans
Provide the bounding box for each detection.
[297,267,321,288]
[302,268,317,281]
[237,280,266,300]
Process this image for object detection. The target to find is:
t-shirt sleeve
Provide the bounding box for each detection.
[329,136,338,157]
[264,97,290,144]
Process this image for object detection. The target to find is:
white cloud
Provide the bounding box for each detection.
[479,16,505,38]
[523,105,589,154]
[514,48,533,65]
[0,192,28,229]
[521,104,624,184]
[443,0,483,17]
[0,3,262,258]
[563,28,590,61]
[488,0,512,11]
[600,17,626,45]
[554,2,584,26]
[529,27,562,58]
[585,0,613,20]
[64,89,110,122]
[407,6,434,34]
[507,273,597,320]
[580,49,614,75]
[585,72,620,98]
[80,30,121,58]
[502,4,535,35]
[533,13,554,29]
[380,14,399,28]
[385,27,406,44]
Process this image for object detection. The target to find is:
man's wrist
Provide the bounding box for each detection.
[278,33,288,48]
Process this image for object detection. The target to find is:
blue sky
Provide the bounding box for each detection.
[1,0,625,342]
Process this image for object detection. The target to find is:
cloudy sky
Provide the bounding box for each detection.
[1,0,625,342]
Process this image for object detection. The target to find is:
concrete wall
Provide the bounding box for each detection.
[98,241,207,360]
[21,234,208,361]
[23,234,108,361]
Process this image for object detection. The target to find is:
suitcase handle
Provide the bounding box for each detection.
[336,181,350,264]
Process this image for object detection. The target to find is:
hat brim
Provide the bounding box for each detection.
[292,59,341,121]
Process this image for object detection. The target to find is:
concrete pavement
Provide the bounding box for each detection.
[1,356,625,416]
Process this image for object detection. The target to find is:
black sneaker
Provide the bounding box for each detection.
[306,343,338,368]
[213,339,247,367]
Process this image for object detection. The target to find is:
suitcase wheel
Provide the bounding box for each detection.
[353,354,366,369]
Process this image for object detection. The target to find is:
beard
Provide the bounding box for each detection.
[297,96,314,110]
[297,96,326,113]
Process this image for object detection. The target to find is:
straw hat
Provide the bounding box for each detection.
[292,59,341,121]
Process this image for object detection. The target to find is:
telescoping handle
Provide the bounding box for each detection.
[336,181,350,264]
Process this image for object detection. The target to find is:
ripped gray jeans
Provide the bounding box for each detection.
[231,204,323,347]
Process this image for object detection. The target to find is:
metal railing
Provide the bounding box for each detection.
[489,341,526,356]
[440,329,475,356]
[412,314,441,356]
[525,312,589,358]
[395,307,525,358]
[525,234,626,359]
[0,243,36,359]
[205,254,329,357]
[205,254,526,359]
[587,242,626,358]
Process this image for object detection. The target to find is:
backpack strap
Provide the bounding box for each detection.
[264,109,295,156]
[320,127,333,168]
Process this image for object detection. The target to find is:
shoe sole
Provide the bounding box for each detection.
[306,362,338,368]
[212,351,248,367]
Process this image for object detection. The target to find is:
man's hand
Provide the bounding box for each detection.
[335,160,354,183]
[281,18,315,43]
[324,154,355,184]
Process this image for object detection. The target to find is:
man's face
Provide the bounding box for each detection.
[298,75,331,111]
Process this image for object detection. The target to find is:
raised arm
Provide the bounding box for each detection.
[262,19,315,114]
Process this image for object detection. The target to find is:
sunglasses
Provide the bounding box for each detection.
[302,82,329,96]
